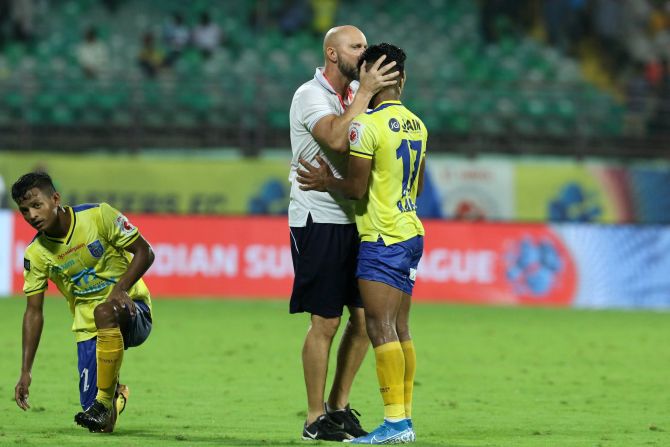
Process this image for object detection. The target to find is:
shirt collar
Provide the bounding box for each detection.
[43,206,76,245]
[377,100,402,106]
[314,67,358,106]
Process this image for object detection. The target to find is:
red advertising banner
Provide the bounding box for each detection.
[11,214,577,305]
[415,222,577,305]
[12,214,293,298]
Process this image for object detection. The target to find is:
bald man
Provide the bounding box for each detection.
[288,25,399,441]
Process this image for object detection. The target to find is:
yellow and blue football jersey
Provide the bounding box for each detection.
[22,203,152,342]
[348,100,427,245]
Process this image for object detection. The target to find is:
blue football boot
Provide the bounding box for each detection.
[406,419,416,442]
[347,419,414,444]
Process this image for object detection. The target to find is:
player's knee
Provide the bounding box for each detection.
[311,316,341,338]
[366,318,395,346]
[347,317,368,339]
[93,302,118,327]
[396,325,410,341]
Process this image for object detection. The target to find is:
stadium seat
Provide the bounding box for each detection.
[0,0,626,138]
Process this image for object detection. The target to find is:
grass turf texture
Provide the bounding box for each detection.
[0,297,668,447]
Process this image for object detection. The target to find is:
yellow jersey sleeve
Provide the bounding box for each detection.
[421,118,429,155]
[23,245,48,296]
[348,116,377,160]
[99,202,140,248]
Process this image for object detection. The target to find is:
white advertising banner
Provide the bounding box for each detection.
[0,211,13,296]
[427,158,515,220]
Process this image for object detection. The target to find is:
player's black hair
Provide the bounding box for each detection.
[357,43,406,76]
[11,172,57,202]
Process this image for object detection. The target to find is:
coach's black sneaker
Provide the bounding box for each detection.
[327,405,368,438]
[302,414,353,441]
[75,400,112,433]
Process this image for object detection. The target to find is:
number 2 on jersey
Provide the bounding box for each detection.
[395,139,422,212]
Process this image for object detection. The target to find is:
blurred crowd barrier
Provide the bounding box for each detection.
[2,151,670,223]
[2,211,669,308]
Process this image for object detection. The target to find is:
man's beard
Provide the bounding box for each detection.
[338,59,359,81]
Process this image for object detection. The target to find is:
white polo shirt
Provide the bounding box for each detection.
[288,68,360,227]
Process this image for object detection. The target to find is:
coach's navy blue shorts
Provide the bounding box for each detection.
[289,214,363,318]
[77,300,152,410]
[357,236,424,295]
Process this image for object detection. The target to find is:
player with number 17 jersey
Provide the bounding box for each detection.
[348,100,427,246]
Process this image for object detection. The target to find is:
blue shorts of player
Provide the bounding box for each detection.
[77,300,152,410]
[356,236,424,295]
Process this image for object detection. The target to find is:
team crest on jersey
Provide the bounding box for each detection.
[87,240,104,258]
[349,122,362,145]
[24,258,31,271]
[115,215,136,236]
[389,118,400,132]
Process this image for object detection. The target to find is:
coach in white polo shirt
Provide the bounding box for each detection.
[288,25,399,442]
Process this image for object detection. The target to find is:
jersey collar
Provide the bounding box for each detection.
[42,206,76,245]
[376,100,402,107]
[366,100,402,114]
[314,67,358,109]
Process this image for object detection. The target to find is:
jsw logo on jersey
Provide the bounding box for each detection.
[70,267,115,295]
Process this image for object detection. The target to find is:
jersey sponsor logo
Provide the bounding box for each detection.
[70,267,115,295]
[24,258,30,271]
[402,118,421,132]
[115,215,136,236]
[389,118,400,132]
[53,259,76,273]
[57,243,85,259]
[87,240,104,258]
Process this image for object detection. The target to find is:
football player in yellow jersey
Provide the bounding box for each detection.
[297,43,424,444]
[11,172,155,433]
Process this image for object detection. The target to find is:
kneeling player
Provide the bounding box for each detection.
[298,43,425,444]
[12,172,155,433]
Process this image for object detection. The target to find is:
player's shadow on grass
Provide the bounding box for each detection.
[118,429,478,446]
[118,429,481,447]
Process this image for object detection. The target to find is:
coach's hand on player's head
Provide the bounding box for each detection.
[15,371,31,411]
[297,155,332,192]
[359,54,399,95]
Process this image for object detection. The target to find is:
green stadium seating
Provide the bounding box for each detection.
[0,0,623,137]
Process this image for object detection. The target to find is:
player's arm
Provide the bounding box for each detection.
[297,154,371,200]
[107,235,155,316]
[311,56,398,153]
[417,158,426,196]
[15,292,45,411]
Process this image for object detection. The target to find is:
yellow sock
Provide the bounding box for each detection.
[374,341,405,420]
[401,340,416,419]
[95,327,124,409]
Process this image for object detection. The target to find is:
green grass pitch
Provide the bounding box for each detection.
[0,297,668,446]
